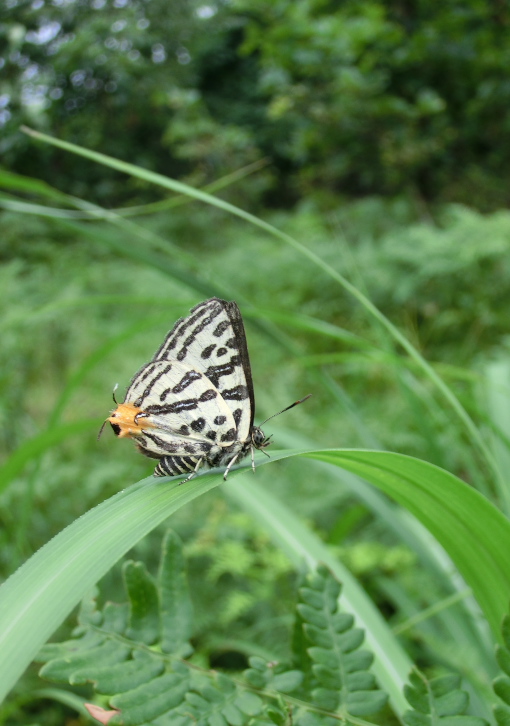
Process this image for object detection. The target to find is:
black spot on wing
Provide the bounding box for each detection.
[206,430,217,441]
[154,300,220,360]
[144,399,198,414]
[222,385,250,401]
[191,417,206,432]
[139,363,158,383]
[176,305,224,361]
[201,344,216,359]
[144,431,182,453]
[179,424,190,435]
[172,370,202,393]
[199,389,217,402]
[167,399,198,413]
[216,347,227,357]
[232,408,242,428]
[205,356,242,387]
[220,428,237,442]
[133,363,173,407]
[214,320,230,337]
[214,415,226,425]
[177,335,195,362]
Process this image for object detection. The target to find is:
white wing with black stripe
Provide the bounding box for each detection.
[106,298,264,482]
[124,360,239,456]
[144,298,255,441]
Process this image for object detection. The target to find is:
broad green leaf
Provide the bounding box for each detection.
[298,449,510,639]
[1,447,508,709]
[495,704,510,726]
[0,470,220,704]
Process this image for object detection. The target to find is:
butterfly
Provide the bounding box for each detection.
[102,298,310,482]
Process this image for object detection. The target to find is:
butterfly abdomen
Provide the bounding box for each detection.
[154,455,203,477]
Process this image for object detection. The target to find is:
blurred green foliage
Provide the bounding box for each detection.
[2,0,510,208]
[1,0,510,722]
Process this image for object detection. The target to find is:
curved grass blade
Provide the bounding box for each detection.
[298,449,510,639]
[0,158,269,218]
[0,470,222,704]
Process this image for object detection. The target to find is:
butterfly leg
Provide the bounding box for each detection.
[223,452,243,481]
[179,457,204,485]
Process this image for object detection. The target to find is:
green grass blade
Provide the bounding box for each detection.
[298,449,510,639]
[0,157,269,218]
[0,470,223,704]
[0,168,70,202]
[277,428,497,669]
[482,358,510,516]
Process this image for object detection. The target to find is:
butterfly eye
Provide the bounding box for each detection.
[252,427,266,446]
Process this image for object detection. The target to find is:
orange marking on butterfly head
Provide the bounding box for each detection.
[108,403,155,438]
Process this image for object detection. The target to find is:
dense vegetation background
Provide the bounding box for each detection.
[2,0,510,724]
[4,0,510,209]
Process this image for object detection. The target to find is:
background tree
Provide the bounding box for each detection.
[2,0,510,209]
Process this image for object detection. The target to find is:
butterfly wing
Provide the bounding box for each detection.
[146,298,255,442]
[123,360,239,458]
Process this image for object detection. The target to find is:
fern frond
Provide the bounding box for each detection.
[38,530,194,725]
[404,669,487,726]
[296,564,387,718]
[244,656,304,694]
[37,539,386,725]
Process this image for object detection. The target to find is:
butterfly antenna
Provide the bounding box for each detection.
[259,394,312,427]
[98,384,120,440]
[97,419,108,440]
